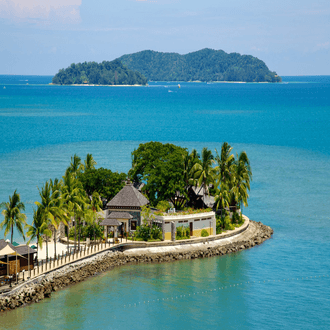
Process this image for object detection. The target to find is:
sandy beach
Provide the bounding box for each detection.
[36,242,74,260]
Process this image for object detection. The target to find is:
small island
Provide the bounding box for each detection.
[118,48,281,83]
[0,142,273,312]
[52,59,148,86]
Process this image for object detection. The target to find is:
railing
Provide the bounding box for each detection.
[1,239,124,291]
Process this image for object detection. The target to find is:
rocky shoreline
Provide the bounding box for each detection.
[0,220,273,312]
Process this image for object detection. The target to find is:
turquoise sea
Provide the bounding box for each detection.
[0,75,329,329]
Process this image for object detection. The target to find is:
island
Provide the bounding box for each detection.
[51,59,148,86]
[117,48,281,83]
[0,142,274,312]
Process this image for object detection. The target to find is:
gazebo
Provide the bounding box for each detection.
[100,212,133,242]
[0,240,36,278]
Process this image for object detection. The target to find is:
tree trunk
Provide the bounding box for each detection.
[37,234,39,263]
[11,225,14,244]
[46,238,48,260]
[74,214,77,252]
[78,222,81,251]
[54,228,57,259]
[67,224,69,253]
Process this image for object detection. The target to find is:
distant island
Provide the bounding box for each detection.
[52,60,148,85]
[117,48,281,83]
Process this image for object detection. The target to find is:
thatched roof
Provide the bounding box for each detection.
[106,182,149,208]
[0,239,36,256]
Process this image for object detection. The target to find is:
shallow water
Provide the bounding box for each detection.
[0,76,329,329]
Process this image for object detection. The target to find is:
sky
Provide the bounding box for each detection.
[0,0,329,76]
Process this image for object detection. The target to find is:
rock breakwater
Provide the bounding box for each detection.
[0,220,273,312]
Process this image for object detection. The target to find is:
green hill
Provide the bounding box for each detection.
[117,48,281,82]
[52,60,148,85]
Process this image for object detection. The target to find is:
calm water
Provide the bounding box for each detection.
[0,76,329,329]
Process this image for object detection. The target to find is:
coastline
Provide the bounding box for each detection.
[0,219,273,313]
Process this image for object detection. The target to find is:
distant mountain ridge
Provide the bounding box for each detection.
[117,48,281,83]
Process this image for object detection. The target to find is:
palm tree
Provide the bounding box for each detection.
[90,192,103,243]
[0,190,27,243]
[214,142,235,187]
[35,180,64,260]
[49,178,68,258]
[191,147,216,200]
[67,154,82,177]
[62,171,87,252]
[214,183,230,217]
[82,154,97,172]
[230,151,252,220]
[26,207,52,261]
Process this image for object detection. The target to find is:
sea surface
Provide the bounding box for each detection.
[0,75,329,329]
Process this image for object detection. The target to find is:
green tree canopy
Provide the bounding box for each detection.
[0,190,27,243]
[77,168,127,203]
[52,60,148,85]
[128,142,188,207]
[118,48,282,83]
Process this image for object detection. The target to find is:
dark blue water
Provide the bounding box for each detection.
[0,76,329,329]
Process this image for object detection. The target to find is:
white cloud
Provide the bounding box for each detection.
[316,41,330,50]
[0,0,82,24]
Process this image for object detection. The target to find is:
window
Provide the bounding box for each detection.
[131,221,137,231]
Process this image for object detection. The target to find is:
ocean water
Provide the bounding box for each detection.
[0,76,330,329]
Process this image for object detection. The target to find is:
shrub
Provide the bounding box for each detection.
[216,227,222,235]
[184,227,190,238]
[201,229,209,237]
[69,223,104,240]
[176,226,183,238]
[156,200,171,212]
[135,224,162,241]
[224,216,235,231]
[176,226,190,240]
[151,224,162,240]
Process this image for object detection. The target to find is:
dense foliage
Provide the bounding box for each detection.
[118,48,281,83]
[134,224,162,241]
[52,60,148,85]
[128,142,188,207]
[129,141,252,220]
[201,229,210,237]
[77,168,126,203]
[176,226,190,240]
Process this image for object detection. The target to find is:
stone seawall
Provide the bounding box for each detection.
[0,220,273,312]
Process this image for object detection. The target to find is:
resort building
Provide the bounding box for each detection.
[104,180,149,232]
[154,211,216,240]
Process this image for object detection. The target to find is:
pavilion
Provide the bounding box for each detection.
[105,180,149,233]
[0,239,36,277]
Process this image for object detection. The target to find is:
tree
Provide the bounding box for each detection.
[77,168,126,202]
[35,180,67,260]
[81,154,97,172]
[128,142,188,208]
[62,171,87,252]
[214,142,235,188]
[88,192,103,244]
[0,190,27,243]
[229,151,252,220]
[214,183,230,217]
[67,154,82,177]
[191,147,216,198]
[26,207,52,261]
[49,178,69,258]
